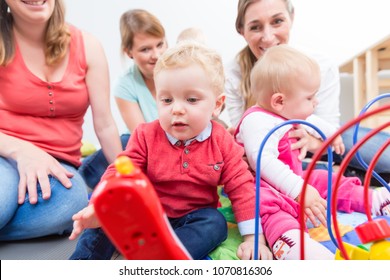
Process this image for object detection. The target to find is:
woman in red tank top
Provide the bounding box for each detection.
[0,0,122,241]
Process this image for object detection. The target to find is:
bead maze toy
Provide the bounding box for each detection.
[254,95,390,260]
[352,92,390,190]
[90,155,191,260]
[300,99,390,260]
[253,119,334,260]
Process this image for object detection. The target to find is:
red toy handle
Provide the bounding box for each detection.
[91,156,191,260]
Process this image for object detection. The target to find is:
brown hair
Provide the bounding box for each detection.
[0,0,70,66]
[235,0,294,109]
[119,9,165,54]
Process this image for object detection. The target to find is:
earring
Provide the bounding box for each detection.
[7,6,10,13]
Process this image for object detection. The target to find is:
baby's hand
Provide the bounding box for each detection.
[69,204,100,240]
[331,135,345,155]
[237,234,273,260]
[298,185,327,228]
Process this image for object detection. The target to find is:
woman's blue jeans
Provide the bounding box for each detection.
[305,126,390,174]
[79,134,130,189]
[0,157,89,240]
[69,207,227,260]
[342,126,390,173]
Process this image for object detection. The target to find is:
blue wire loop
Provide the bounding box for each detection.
[353,93,390,190]
[253,120,336,260]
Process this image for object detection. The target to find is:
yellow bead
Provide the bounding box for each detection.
[115,156,134,175]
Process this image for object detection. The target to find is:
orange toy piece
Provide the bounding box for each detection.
[90,156,191,260]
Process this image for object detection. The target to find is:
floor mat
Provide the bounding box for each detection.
[0,235,78,260]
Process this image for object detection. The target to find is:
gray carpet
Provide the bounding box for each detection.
[0,235,78,260]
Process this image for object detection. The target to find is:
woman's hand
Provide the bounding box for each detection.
[289,125,323,160]
[15,142,73,204]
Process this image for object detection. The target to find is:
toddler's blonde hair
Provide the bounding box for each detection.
[154,42,225,95]
[176,27,207,45]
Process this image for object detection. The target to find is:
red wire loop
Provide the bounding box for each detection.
[299,104,390,260]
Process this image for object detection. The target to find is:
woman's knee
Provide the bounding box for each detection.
[64,176,89,210]
[120,133,131,149]
[53,164,89,213]
[78,149,109,189]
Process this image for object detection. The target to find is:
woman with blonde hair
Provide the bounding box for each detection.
[225,0,390,182]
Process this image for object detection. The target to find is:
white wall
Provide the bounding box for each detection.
[64,0,390,146]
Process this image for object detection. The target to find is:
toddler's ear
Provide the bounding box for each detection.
[212,93,226,117]
[270,92,285,112]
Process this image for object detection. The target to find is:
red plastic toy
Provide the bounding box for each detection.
[90,156,191,260]
[301,103,390,260]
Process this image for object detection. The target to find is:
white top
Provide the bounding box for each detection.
[236,110,303,199]
[224,47,341,129]
[235,108,337,200]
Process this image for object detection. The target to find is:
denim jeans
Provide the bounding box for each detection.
[68,227,117,260]
[305,126,390,175]
[69,207,227,260]
[342,126,390,173]
[0,157,89,241]
[170,208,227,259]
[79,134,130,189]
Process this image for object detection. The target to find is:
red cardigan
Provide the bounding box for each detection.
[101,120,257,224]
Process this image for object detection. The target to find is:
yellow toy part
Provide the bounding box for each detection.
[335,219,390,260]
[335,242,369,260]
[80,140,97,157]
[115,155,135,175]
[367,239,390,260]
